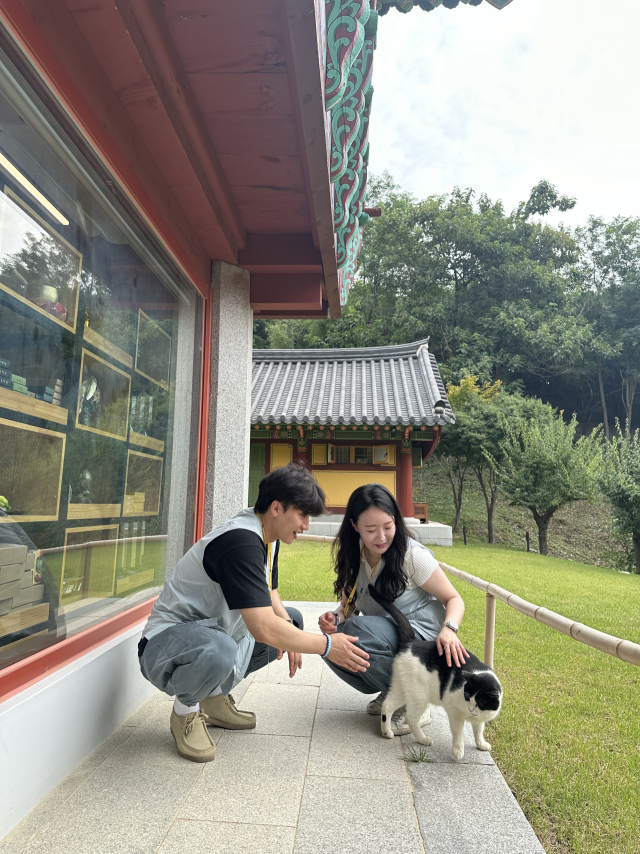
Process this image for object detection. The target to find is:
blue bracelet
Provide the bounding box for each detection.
[321,633,331,659]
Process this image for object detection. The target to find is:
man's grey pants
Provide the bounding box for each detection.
[139,607,303,706]
[324,614,440,696]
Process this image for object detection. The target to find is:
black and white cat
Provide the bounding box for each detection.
[368,585,503,760]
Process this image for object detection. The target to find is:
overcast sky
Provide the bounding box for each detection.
[367,0,640,228]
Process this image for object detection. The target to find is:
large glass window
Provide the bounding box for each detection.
[0,44,202,670]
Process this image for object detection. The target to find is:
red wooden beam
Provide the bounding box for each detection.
[113,0,246,256]
[280,0,341,318]
[251,274,324,311]
[239,233,323,274]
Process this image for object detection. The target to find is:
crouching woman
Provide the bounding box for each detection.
[318,483,469,734]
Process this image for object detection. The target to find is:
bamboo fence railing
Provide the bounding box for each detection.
[296,533,640,669]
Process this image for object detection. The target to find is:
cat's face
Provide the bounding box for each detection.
[462,671,503,718]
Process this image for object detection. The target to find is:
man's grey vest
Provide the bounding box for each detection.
[143,508,269,689]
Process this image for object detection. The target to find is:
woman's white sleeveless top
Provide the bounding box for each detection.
[354,538,446,640]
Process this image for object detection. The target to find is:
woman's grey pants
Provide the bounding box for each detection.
[323,615,402,695]
[139,607,303,706]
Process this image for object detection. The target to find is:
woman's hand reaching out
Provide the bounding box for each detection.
[318,610,339,634]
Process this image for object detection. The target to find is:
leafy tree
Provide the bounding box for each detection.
[492,411,603,555]
[599,421,640,574]
[576,216,640,436]
[436,377,553,543]
[254,174,592,390]
[435,376,501,538]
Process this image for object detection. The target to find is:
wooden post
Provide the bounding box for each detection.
[399,429,413,518]
[463,525,467,546]
[526,531,530,552]
[485,593,496,668]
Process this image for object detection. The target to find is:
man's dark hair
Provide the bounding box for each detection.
[254,462,326,517]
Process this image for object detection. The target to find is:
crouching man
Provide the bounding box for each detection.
[138,463,370,762]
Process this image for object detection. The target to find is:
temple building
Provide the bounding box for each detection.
[251,339,454,542]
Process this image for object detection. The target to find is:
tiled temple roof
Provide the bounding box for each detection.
[251,339,454,427]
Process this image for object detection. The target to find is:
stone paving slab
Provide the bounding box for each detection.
[316,662,373,711]
[411,764,546,854]
[400,705,496,765]
[237,682,318,737]
[179,732,309,827]
[251,652,324,686]
[307,707,407,781]
[21,763,202,854]
[156,819,295,854]
[293,777,424,854]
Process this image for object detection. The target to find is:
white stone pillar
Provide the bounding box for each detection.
[205,261,253,530]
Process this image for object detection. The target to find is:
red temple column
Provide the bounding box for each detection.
[295,427,309,467]
[399,434,413,519]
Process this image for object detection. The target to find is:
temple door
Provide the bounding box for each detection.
[248,443,266,507]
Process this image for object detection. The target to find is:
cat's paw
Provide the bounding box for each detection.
[414,734,433,746]
[381,729,394,740]
[476,740,492,752]
[451,744,464,760]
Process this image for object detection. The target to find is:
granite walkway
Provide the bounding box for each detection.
[0,603,545,854]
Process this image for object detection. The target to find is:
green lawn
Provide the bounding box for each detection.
[278,540,640,854]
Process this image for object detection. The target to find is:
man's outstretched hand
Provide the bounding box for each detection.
[276,649,303,678]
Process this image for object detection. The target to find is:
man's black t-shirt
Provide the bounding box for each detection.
[202,529,279,610]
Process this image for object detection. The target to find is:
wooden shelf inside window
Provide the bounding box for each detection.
[83,326,133,369]
[0,602,50,639]
[0,417,66,523]
[0,187,81,333]
[116,568,155,594]
[0,386,68,426]
[135,309,171,390]
[67,503,122,520]
[123,450,163,517]
[129,430,164,453]
[75,349,131,442]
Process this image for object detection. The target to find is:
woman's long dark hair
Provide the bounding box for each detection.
[332,483,412,603]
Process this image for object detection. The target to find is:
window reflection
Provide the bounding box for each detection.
[0,49,200,670]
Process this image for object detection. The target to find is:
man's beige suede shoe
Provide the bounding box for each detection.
[170,710,216,762]
[200,693,256,729]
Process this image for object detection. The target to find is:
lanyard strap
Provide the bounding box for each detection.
[344,544,382,619]
[260,522,273,592]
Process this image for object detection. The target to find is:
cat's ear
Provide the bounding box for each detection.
[461,671,474,680]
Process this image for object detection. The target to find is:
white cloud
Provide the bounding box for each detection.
[367,0,640,227]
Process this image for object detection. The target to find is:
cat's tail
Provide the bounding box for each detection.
[367,584,416,646]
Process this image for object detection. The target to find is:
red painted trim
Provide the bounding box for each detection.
[399,448,413,518]
[423,427,442,462]
[194,292,212,541]
[0,0,211,299]
[0,599,155,705]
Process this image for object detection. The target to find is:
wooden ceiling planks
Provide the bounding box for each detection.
[167,0,310,235]
[24,0,337,315]
[62,0,238,262]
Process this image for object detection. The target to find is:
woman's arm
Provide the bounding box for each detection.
[318,589,348,633]
[421,565,470,668]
